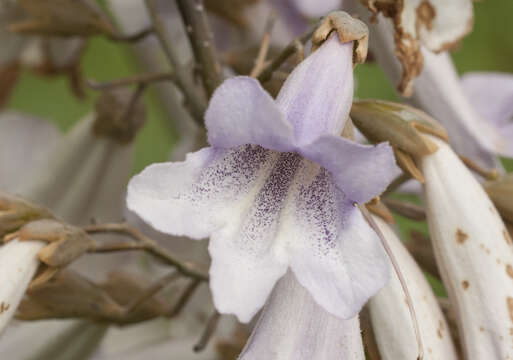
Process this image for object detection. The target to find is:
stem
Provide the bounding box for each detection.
[193,310,221,352]
[108,27,154,42]
[250,12,276,78]
[124,271,181,313]
[168,279,201,317]
[88,72,177,90]
[144,0,206,124]
[85,223,208,282]
[175,0,223,97]
[257,25,315,83]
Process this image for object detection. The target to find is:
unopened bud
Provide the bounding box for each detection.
[9,0,116,37]
[17,219,94,267]
[0,193,53,238]
[93,89,146,144]
[17,269,124,321]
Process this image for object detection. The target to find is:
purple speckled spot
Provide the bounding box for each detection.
[191,145,270,203]
[235,152,302,257]
[295,164,352,258]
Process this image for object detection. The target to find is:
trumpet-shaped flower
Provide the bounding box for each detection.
[127,34,398,322]
[421,136,513,359]
[349,1,510,169]
[240,271,365,359]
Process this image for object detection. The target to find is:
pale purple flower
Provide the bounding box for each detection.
[127,35,397,322]
[240,271,365,359]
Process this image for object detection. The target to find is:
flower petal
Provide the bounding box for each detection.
[0,239,44,333]
[293,0,342,18]
[286,165,390,319]
[276,35,354,145]
[369,216,458,359]
[127,145,275,240]
[415,0,474,53]
[205,77,295,152]
[461,72,513,128]
[0,111,60,192]
[240,271,365,360]
[209,152,304,322]
[300,135,398,203]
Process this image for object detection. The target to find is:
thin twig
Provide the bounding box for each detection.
[168,279,201,317]
[193,310,221,352]
[257,25,316,83]
[383,173,411,196]
[382,198,426,221]
[124,271,181,313]
[88,72,177,90]
[359,205,424,360]
[108,27,154,42]
[175,0,223,97]
[458,154,499,181]
[144,0,206,123]
[250,11,276,78]
[85,223,208,282]
[119,83,147,124]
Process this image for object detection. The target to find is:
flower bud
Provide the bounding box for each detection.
[9,0,116,37]
[16,219,94,268]
[0,193,53,238]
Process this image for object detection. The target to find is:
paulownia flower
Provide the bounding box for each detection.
[354,0,473,95]
[127,33,397,322]
[239,271,365,359]
[369,215,458,359]
[421,135,513,359]
[349,1,510,170]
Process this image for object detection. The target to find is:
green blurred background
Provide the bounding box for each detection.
[6,0,513,174]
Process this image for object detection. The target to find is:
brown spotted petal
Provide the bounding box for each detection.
[421,136,513,359]
[355,0,473,95]
[369,216,458,359]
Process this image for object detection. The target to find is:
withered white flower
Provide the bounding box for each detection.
[421,135,513,359]
[355,0,473,95]
[349,1,510,170]
[128,33,397,323]
[240,271,365,359]
[369,215,458,359]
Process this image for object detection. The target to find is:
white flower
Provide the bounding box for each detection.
[349,1,510,169]
[0,239,43,332]
[421,136,513,359]
[369,215,458,359]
